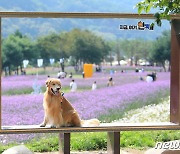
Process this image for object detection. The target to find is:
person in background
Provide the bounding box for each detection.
[135,68,139,73]
[110,69,114,76]
[57,71,61,79]
[69,72,73,78]
[107,77,114,87]
[96,65,101,72]
[146,75,153,83]
[92,81,97,90]
[82,71,85,78]
[121,70,125,73]
[139,76,144,81]
[57,71,66,79]
[70,79,77,92]
[146,72,157,82]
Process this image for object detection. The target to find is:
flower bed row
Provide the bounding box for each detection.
[2,71,169,92]
[2,80,170,126]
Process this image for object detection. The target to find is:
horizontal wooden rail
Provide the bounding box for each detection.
[0,12,179,19]
[2,123,179,154]
[1,122,180,134]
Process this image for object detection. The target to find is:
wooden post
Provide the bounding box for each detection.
[0,17,1,129]
[170,19,180,124]
[107,132,120,154]
[59,133,70,154]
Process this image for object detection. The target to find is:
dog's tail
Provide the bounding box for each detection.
[81,118,100,127]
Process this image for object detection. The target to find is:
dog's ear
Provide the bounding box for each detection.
[45,79,51,87]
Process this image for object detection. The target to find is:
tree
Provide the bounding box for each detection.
[108,39,124,66]
[19,36,37,61]
[2,30,37,75]
[35,33,68,71]
[64,29,110,71]
[1,39,8,75]
[16,33,38,71]
[136,0,180,26]
[2,34,24,75]
[121,39,152,66]
[150,30,170,71]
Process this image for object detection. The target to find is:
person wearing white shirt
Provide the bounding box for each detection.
[146,76,153,83]
[70,79,77,92]
[92,81,97,90]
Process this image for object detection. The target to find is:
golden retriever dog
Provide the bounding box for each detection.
[40,78,100,128]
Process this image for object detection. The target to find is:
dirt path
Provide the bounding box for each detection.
[35,148,146,154]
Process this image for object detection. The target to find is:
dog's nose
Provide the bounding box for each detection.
[57,88,60,91]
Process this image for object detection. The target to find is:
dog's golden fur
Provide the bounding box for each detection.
[40,78,100,128]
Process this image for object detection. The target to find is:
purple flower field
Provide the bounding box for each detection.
[2,72,138,91]
[2,71,169,92]
[0,71,170,143]
[2,79,170,125]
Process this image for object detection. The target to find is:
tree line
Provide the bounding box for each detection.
[113,30,170,71]
[2,29,170,76]
[2,29,109,75]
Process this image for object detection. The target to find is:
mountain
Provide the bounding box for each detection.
[0,0,170,40]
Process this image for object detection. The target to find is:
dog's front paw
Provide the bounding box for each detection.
[55,124,64,128]
[40,123,46,127]
[50,125,56,128]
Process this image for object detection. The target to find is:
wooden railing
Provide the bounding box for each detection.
[1,122,180,154]
[0,12,180,154]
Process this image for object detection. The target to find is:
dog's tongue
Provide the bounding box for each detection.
[55,91,59,95]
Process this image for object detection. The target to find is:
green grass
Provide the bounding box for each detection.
[2,85,92,95]
[98,89,169,123]
[121,130,180,149]
[1,130,179,153]
[25,66,81,76]
[104,66,161,73]
[2,88,34,95]
[0,143,18,153]
[71,132,107,151]
[25,134,59,152]
[2,87,47,95]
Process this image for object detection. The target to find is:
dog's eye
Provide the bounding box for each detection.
[52,83,55,86]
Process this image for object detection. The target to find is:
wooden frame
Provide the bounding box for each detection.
[0,12,179,19]
[170,19,180,124]
[0,12,180,154]
[0,17,1,129]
